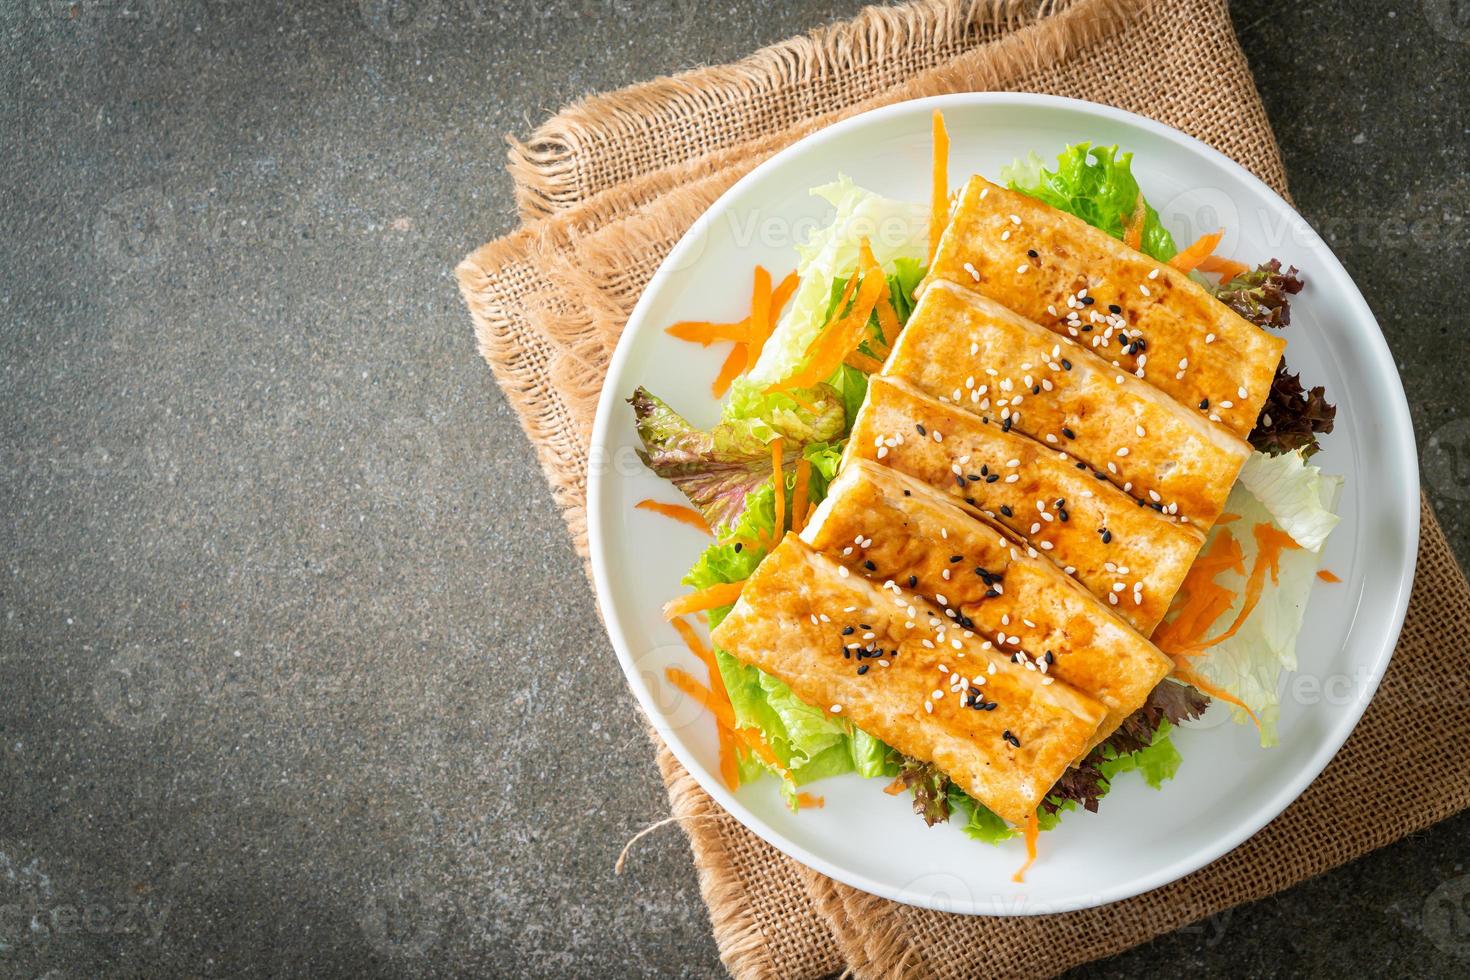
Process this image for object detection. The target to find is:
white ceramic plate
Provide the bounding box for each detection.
[587,94,1418,914]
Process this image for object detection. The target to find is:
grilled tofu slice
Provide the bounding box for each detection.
[885,279,1251,528]
[845,375,1205,635]
[711,534,1106,824]
[928,176,1285,439]
[801,460,1174,750]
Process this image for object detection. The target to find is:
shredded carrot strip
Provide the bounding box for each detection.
[663,581,746,620]
[664,666,740,789]
[1253,522,1302,584]
[770,437,786,534]
[1215,512,1242,524]
[929,109,950,265]
[711,342,747,397]
[665,666,736,731]
[666,319,749,345]
[1011,812,1039,883]
[789,458,813,535]
[1166,522,1301,657]
[768,243,886,392]
[794,793,825,810]
[671,617,740,789]
[1123,192,1146,251]
[735,727,784,770]
[883,775,907,796]
[844,350,887,374]
[742,266,774,374]
[1317,568,1342,583]
[1199,254,1250,281]
[1168,230,1224,273]
[860,236,901,352]
[636,499,713,535]
[771,271,799,316]
[1171,662,1261,728]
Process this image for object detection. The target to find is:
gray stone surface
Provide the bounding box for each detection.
[0,1,1465,977]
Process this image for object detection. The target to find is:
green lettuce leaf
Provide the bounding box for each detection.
[1000,143,1178,261]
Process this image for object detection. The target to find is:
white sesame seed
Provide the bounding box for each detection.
[838,566,849,578]
[1219,400,1234,409]
[1001,229,1011,241]
[1039,541,1053,550]
[924,700,933,714]
[1205,332,1216,343]
[1148,268,1159,279]
[1017,264,1029,274]
[1006,458,1020,468]
[1136,425,1146,437]
[877,446,888,459]
[980,187,989,199]
[933,431,943,443]
[1139,284,1151,297]
[1238,386,1249,399]
[1005,474,1020,483]
[830,704,842,713]
[963,261,980,282]
[1009,214,1021,225]
[1116,447,1130,457]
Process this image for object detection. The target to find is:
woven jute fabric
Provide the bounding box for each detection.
[457,1,1470,976]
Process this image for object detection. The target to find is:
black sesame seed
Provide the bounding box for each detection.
[1109,303,1122,314]
[956,474,968,488]
[1002,417,1013,432]
[842,626,855,635]
[985,473,999,483]
[966,473,981,482]
[1199,398,1209,410]
[981,464,989,476]
[999,504,1013,517]
[908,575,918,588]
[916,423,927,436]
[1026,249,1038,259]
[1032,385,1041,395]
[964,497,978,506]
[1081,296,1095,306]
[1061,426,1076,439]
[1094,470,1107,480]
[1058,508,1069,522]
[857,664,869,675]
[1044,650,1054,665]
[902,489,911,497]
[734,542,742,553]
[985,588,1000,598]
[1003,730,1021,747]
[863,560,877,571]
[1075,461,1087,470]
[1082,324,1093,332]
[1061,359,1072,370]
[1102,529,1113,543]
[982,701,998,711]
[949,555,963,564]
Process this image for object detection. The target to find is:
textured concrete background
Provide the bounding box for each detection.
[0,1,1467,977]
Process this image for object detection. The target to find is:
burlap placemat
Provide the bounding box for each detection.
[457,1,1470,975]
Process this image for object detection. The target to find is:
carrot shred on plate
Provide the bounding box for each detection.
[771,271,800,316]
[663,581,746,620]
[1214,511,1242,525]
[1168,229,1224,273]
[1011,812,1039,883]
[711,342,747,397]
[671,617,741,789]
[794,793,825,810]
[664,666,741,789]
[928,109,950,265]
[883,775,907,796]
[1171,661,1261,729]
[665,319,749,345]
[1317,568,1342,583]
[789,458,813,535]
[635,499,712,535]
[742,266,774,374]
[1199,254,1251,281]
[1123,192,1146,251]
[844,349,887,374]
